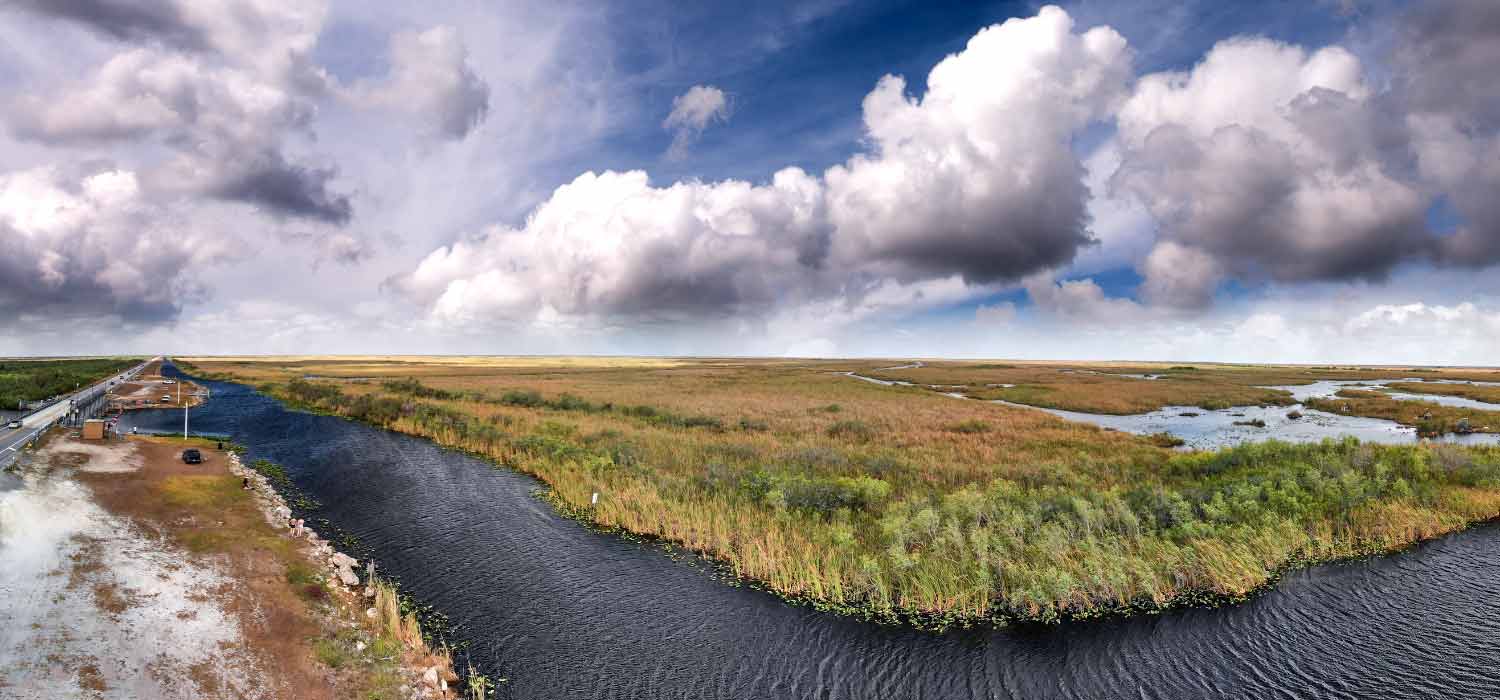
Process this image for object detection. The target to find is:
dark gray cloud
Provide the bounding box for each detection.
[831,150,1094,286]
[434,64,490,140]
[1395,0,1500,123]
[8,0,207,50]
[0,242,182,322]
[210,151,352,224]
[1117,119,1428,279]
[0,168,219,323]
[1394,0,1500,266]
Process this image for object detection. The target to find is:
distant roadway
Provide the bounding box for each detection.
[0,358,154,471]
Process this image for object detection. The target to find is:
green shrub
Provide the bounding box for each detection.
[285,562,320,586]
[554,393,596,411]
[499,390,544,407]
[380,378,459,400]
[826,420,876,441]
[313,638,349,668]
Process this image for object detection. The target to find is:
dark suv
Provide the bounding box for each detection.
[182,448,203,464]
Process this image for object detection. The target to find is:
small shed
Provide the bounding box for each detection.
[82,419,108,440]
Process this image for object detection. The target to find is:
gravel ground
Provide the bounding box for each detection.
[0,440,266,699]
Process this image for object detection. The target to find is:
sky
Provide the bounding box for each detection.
[0,0,1498,364]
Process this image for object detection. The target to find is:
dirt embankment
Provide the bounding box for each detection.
[0,434,462,699]
[109,370,206,411]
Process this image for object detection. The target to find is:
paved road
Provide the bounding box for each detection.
[0,359,154,471]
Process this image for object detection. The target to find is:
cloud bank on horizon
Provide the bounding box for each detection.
[0,0,1497,362]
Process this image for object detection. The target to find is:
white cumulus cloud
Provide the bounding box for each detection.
[399,6,1131,334]
[663,84,731,159]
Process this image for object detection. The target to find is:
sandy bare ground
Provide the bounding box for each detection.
[0,440,265,699]
[110,378,203,410]
[37,441,144,474]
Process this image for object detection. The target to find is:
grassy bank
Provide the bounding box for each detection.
[183,357,1500,629]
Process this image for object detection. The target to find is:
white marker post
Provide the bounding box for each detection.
[591,492,599,506]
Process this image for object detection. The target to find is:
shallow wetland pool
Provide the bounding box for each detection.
[850,371,1500,450]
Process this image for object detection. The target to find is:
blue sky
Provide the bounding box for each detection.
[543,0,1375,188]
[1,0,1498,363]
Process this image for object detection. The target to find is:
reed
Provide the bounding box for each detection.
[365,566,461,692]
[191,357,1500,629]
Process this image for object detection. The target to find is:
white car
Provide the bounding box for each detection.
[6,420,22,430]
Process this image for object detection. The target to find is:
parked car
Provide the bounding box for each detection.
[181,449,202,464]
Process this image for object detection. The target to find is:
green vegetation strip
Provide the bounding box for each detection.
[1307,390,1500,437]
[1385,381,1500,406]
[0,357,137,409]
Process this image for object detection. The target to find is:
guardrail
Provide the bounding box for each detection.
[0,417,57,471]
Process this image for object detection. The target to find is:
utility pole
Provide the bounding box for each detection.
[177,359,187,439]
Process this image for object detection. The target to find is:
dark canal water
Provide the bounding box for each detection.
[119,365,1500,699]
